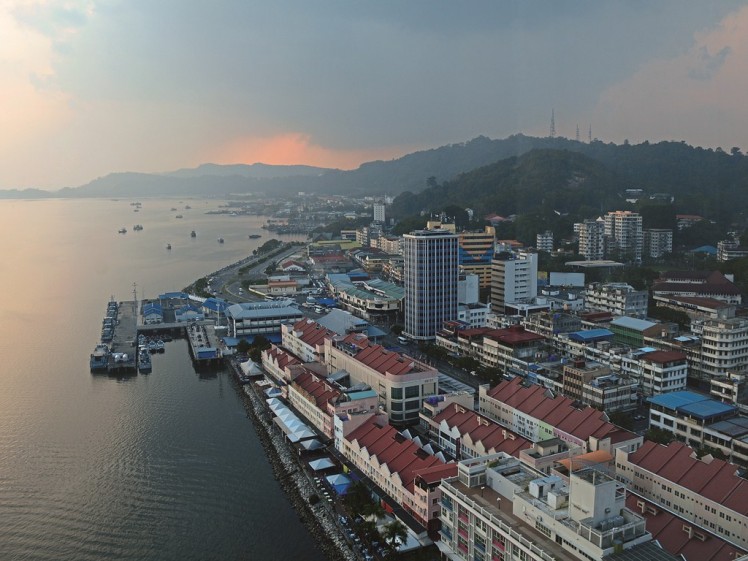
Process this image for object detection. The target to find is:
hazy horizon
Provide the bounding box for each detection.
[3,1,747,190]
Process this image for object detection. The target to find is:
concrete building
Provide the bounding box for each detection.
[691,317,748,377]
[652,270,742,306]
[562,360,638,413]
[710,372,748,405]
[324,332,438,425]
[438,455,661,561]
[281,318,336,363]
[615,440,748,550]
[620,349,688,396]
[458,226,496,288]
[536,230,554,252]
[225,300,303,339]
[646,391,748,464]
[604,211,643,262]
[585,283,648,318]
[373,203,386,223]
[403,227,459,341]
[490,251,539,314]
[578,219,606,261]
[327,274,403,325]
[718,238,748,262]
[644,228,673,258]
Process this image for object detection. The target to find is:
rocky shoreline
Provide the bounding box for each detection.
[239,378,356,561]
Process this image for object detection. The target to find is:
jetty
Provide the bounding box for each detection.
[91,296,226,373]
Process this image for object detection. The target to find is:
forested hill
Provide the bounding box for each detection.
[387,138,748,227]
[390,149,624,221]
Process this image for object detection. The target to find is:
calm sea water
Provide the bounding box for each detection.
[0,198,326,561]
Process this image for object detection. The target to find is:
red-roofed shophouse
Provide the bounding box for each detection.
[616,440,748,550]
[479,377,642,454]
[336,415,456,534]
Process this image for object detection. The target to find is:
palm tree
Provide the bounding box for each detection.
[382,519,407,552]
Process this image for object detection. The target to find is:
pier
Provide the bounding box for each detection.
[91,298,226,373]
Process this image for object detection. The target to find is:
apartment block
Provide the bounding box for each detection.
[490,250,538,314]
[644,228,673,258]
[585,283,648,318]
[604,211,643,262]
[438,454,660,561]
[459,226,496,288]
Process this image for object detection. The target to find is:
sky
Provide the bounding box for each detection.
[2,0,748,190]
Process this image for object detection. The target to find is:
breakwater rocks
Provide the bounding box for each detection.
[240,382,356,561]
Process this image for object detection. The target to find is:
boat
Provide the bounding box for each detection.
[138,348,152,373]
[118,228,127,234]
[156,340,165,353]
[148,340,158,353]
[217,237,224,244]
[90,344,110,371]
[190,230,197,238]
[175,214,183,219]
[248,234,261,239]
[184,205,191,209]
[166,243,172,250]
[133,224,143,231]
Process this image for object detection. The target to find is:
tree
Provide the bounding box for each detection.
[236,339,251,355]
[382,519,408,551]
[390,324,404,335]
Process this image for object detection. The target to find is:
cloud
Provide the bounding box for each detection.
[592,5,748,148]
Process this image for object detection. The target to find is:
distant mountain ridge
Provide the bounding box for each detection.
[2,135,747,228]
[162,162,335,179]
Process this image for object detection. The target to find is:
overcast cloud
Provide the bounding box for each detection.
[1,1,746,189]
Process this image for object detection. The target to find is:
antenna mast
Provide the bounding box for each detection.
[550,109,556,138]
[576,124,580,142]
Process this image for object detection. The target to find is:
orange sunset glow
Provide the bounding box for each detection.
[206,133,415,170]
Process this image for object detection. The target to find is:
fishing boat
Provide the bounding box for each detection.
[166,243,172,250]
[190,230,197,238]
[248,234,261,239]
[118,228,127,234]
[217,237,224,244]
[90,344,110,371]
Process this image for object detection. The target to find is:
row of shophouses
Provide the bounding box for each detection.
[258,315,748,561]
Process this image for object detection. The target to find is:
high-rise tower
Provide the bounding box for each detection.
[403,227,458,341]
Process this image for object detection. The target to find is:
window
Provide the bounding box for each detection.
[405,385,420,398]
[391,387,403,399]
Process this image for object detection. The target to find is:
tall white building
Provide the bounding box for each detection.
[403,228,459,341]
[490,250,538,314]
[644,228,673,258]
[536,230,554,252]
[578,219,606,261]
[373,203,386,223]
[604,211,643,262]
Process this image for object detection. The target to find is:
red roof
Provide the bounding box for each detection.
[338,333,426,376]
[291,318,336,348]
[641,350,687,364]
[486,378,638,445]
[432,403,531,457]
[625,493,746,561]
[347,418,456,491]
[264,345,301,369]
[483,325,545,347]
[628,441,748,516]
[292,369,341,409]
